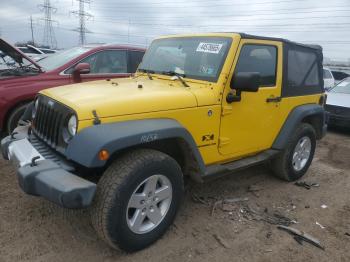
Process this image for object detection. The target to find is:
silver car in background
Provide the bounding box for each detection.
[323,67,335,91]
[325,77,350,128]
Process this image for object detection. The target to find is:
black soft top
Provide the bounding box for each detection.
[235,33,324,97]
[239,33,322,51]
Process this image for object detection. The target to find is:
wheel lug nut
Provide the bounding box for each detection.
[140,200,145,205]
[153,197,158,202]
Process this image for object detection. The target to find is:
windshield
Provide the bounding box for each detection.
[330,78,350,94]
[139,37,232,82]
[37,46,92,71]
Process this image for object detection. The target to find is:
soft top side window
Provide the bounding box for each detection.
[282,45,323,97]
[234,44,277,87]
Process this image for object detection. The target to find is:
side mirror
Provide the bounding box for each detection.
[230,72,260,92]
[72,63,90,83]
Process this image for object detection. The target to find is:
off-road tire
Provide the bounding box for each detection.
[271,123,316,181]
[90,149,184,252]
[6,103,30,134]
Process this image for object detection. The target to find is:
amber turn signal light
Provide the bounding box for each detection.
[99,150,110,161]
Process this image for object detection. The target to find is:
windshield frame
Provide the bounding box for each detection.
[138,36,233,83]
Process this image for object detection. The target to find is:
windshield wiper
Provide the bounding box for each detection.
[138,68,154,80]
[161,71,189,87]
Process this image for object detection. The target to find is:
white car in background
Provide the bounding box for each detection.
[17,45,56,61]
[325,77,350,128]
[323,67,335,91]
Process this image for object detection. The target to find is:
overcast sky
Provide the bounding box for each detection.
[0,0,349,61]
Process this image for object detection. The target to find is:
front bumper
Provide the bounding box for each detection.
[1,127,96,209]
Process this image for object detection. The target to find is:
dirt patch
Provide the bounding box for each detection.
[1,131,350,262]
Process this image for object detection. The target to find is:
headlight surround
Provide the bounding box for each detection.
[32,99,39,119]
[67,115,77,136]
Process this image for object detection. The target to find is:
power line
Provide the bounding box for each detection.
[94,0,312,9]
[90,17,350,28]
[95,7,350,22]
[55,26,350,42]
[70,0,93,45]
[38,0,58,48]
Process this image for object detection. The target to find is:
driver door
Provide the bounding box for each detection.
[219,40,284,158]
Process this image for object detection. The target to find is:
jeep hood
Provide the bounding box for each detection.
[0,38,42,71]
[40,77,199,120]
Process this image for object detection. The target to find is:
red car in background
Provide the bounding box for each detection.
[0,38,145,134]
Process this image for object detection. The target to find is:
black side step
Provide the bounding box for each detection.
[202,149,279,181]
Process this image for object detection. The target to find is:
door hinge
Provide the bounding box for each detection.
[219,137,230,147]
[221,106,232,116]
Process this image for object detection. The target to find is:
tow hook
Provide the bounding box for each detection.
[11,132,18,139]
[31,156,41,167]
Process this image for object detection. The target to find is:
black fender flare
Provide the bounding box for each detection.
[64,118,206,173]
[272,104,326,150]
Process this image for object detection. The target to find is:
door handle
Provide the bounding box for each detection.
[266,96,282,103]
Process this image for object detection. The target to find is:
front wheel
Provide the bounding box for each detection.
[271,123,316,181]
[6,103,30,134]
[90,149,184,252]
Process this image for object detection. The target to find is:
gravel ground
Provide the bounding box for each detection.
[0,129,349,262]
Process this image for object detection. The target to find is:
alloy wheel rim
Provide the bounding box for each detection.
[292,136,312,171]
[126,174,172,234]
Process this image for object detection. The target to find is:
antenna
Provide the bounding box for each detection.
[71,0,93,45]
[38,0,58,48]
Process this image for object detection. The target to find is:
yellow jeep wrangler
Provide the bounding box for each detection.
[1,33,327,251]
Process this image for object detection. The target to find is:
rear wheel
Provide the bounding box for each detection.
[271,123,316,181]
[90,149,184,252]
[6,103,30,134]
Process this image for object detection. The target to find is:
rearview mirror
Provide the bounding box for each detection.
[72,63,90,83]
[230,72,260,92]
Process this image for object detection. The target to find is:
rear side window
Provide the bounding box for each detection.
[128,51,144,73]
[283,45,323,97]
[234,44,277,86]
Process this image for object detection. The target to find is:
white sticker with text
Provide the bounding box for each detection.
[196,42,223,54]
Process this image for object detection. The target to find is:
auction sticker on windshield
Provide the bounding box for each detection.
[196,42,223,54]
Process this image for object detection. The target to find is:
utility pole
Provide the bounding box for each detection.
[38,0,58,48]
[127,18,130,44]
[29,16,35,45]
[71,0,93,45]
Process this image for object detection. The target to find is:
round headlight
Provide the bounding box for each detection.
[67,115,77,136]
[32,99,39,119]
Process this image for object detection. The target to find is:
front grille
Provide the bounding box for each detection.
[32,95,73,152]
